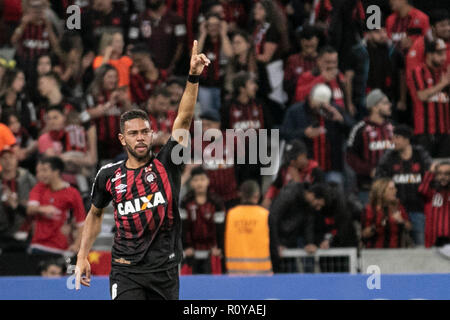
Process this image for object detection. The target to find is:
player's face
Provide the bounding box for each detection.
[431,50,447,68]
[37,163,55,185]
[119,118,153,161]
[190,173,209,194]
[0,151,17,172]
[436,164,450,188]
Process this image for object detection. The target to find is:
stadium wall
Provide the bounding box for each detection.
[0,274,449,300]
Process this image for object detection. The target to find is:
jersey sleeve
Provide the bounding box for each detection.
[156,136,184,175]
[90,167,113,209]
[27,183,45,206]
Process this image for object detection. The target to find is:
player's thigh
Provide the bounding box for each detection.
[144,267,180,300]
[110,269,146,300]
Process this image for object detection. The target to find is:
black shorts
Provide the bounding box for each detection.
[109,266,179,300]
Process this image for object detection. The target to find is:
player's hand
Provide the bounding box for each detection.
[75,257,91,290]
[189,40,210,75]
[184,247,195,257]
[40,205,61,219]
[304,126,325,139]
[211,247,221,257]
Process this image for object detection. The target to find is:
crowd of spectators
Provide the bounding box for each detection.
[0,0,449,276]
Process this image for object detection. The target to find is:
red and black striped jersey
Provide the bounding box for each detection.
[362,204,410,248]
[166,0,202,49]
[347,119,394,188]
[222,98,266,131]
[418,172,450,248]
[90,137,183,271]
[180,192,225,250]
[407,63,450,136]
[16,22,50,63]
[386,8,429,52]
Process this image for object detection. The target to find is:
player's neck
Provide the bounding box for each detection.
[195,193,207,205]
[49,178,68,191]
[398,5,412,18]
[126,155,151,169]
[399,145,413,160]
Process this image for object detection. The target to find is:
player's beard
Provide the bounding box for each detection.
[126,142,151,162]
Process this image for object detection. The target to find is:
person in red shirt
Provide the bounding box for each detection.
[361,178,412,248]
[295,46,354,115]
[407,38,450,158]
[386,0,429,54]
[407,9,450,77]
[419,161,450,248]
[26,156,86,255]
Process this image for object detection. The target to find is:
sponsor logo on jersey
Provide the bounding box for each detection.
[369,140,395,151]
[432,194,444,207]
[117,192,166,215]
[115,184,128,193]
[393,173,422,184]
[111,173,126,183]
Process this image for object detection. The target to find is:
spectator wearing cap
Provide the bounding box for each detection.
[407,9,450,78]
[347,89,394,205]
[284,25,319,105]
[376,125,432,246]
[262,139,325,209]
[0,146,36,252]
[220,71,270,187]
[281,83,353,188]
[129,44,168,108]
[194,108,239,210]
[407,38,450,158]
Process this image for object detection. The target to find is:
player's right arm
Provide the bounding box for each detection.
[75,204,104,289]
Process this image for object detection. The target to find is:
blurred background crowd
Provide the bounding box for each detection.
[0,0,448,277]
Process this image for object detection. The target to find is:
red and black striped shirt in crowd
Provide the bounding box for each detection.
[85,92,124,160]
[407,63,450,136]
[129,69,168,107]
[180,192,225,250]
[347,119,394,188]
[386,8,429,52]
[418,172,450,248]
[222,1,248,30]
[284,53,317,102]
[222,98,265,131]
[16,22,50,64]
[264,160,325,201]
[199,37,225,88]
[90,138,183,271]
[362,204,410,248]
[148,110,177,153]
[167,0,202,49]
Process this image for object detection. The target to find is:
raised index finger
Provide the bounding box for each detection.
[192,40,198,57]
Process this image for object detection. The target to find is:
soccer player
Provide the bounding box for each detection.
[74,41,210,300]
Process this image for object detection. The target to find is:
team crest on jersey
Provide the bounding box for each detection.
[145,171,157,185]
[117,192,166,215]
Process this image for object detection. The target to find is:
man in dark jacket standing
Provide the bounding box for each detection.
[376,125,432,246]
[281,84,353,189]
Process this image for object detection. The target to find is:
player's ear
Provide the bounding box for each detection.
[118,133,126,146]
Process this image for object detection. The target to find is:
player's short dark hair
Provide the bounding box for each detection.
[39,156,65,174]
[120,109,150,133]
[239,180,260,203]
[298,25,320,40]
[318,45,337,57]
[191,166,207,177]
[45,104,64,115]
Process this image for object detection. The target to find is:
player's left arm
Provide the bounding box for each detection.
[172,40,210,147]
